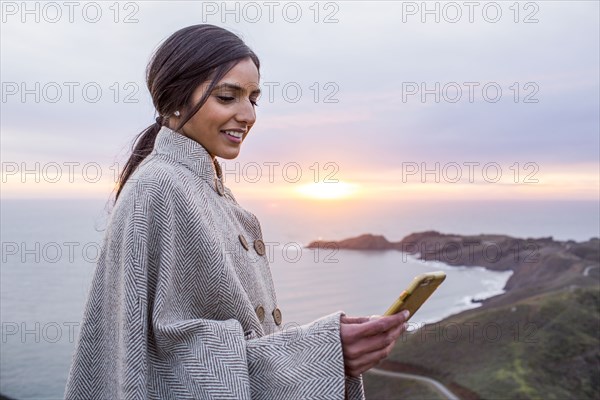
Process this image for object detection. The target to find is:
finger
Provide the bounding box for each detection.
[344,348,385,376]
[352,345,393,373]
[361,342,396,373]
[386,310,411,327]
[343,321,409,375]
[352,331,394,357]
[395,310,410,322]
[345,320,408,357]
[347,360,378,378]
[354,320,408,356]
[360,312,408,337]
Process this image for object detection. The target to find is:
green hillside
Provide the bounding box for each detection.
[386,285,599,399]
[362,373,446,400]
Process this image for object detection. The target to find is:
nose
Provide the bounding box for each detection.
[234,98,256,126]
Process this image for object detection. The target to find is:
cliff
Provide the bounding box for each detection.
[308,231,600,399]
[307,231,599,302]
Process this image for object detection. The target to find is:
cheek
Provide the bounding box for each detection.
[191,102,235,131]
[215,107,235,124]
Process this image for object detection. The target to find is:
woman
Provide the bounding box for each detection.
[64,24,410,400]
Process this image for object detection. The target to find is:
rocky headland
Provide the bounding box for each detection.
[307,231,600,399]
[307,231,599,304]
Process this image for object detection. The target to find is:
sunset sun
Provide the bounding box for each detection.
[295,181,360,200]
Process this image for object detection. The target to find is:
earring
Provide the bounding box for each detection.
[174,110,181,117]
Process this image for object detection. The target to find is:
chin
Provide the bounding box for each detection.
[218,150,241,160]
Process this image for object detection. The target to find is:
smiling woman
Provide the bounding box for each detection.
[167,59,262,160]
[63,24,410,400]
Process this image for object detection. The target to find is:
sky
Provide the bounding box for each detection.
[1,0,599,203]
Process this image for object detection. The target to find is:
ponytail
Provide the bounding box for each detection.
[114,117,164,201]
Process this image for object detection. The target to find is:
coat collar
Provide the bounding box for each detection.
[153,125,223,183]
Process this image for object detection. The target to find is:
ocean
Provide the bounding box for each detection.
[1,198,597,399]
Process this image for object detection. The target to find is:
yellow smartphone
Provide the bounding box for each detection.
[383,271,446,319]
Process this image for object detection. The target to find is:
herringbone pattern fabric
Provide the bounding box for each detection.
[64,126,365,399]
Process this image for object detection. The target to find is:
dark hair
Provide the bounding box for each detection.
[114,24,260,201]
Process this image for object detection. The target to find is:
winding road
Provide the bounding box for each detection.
[367,367,460,400]
[583,265,599,276]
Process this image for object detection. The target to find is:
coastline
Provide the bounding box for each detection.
[398,253,514,327]
[268,244,514,328]
[328,231,600,399]
[305,229,598,336]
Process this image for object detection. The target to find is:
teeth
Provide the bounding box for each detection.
[224,130,243,139]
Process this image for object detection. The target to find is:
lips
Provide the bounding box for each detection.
[221,129,246,143]
[222,130,244,139]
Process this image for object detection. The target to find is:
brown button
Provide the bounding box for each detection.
[255,305,265,322]
[238,234,249,251]
[215,178,224,196]
[272,307,282,325]
[254,239,265,256]
[213,160,222,179]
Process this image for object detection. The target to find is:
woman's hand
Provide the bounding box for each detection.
[340,310,410,377]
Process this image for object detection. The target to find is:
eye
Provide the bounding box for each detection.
[250,99,259,107]
[217,96,235,103]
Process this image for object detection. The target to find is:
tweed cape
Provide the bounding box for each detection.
[64,126,366,399]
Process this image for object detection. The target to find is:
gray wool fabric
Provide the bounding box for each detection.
[64,126,366,399]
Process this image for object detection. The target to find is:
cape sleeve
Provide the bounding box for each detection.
[64,175,365,400]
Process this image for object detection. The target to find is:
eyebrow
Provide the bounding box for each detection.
[212,82,261,96]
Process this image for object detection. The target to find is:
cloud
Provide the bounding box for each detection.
[1,1,598,199]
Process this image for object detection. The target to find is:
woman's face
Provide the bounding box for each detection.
[174,57,260,160]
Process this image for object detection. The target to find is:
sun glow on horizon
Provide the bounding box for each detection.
[294,181,360,200]
[1,162,598,201]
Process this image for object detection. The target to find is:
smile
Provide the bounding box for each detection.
[222,130,244,139]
